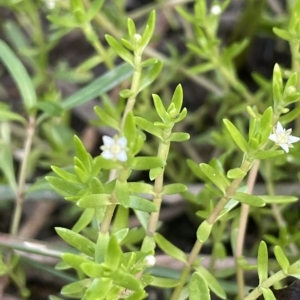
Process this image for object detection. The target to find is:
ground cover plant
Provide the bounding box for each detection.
[1,0,300,299]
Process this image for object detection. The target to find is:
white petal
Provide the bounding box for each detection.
[118,137,127,148]
[276,122,284,133]
[102,135,114,147]
[288,136,300,144]
[269,134,277,142]
[116,150,127,162]
[280,143,289,153]
[102,150,114,159]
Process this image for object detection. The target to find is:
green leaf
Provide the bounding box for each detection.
[55,227,96,256]
[35,102,64,117]
[95,232,109,263]
[255,150,284,159]
[258,195,298,204]
[94,106,119,130]
[141,58,158,68]
[112,269,143,291]
[81,261,104,277]
[129,196,157,212]
[257,241,268,284]
[86,0,105,21]
[61,63,133,110]
[233,192,265,207]
[223,119,249,153]
[46,176,83,197]
[163,183,187,194]
[0,140,17,192]
[197,221,212,243]
[124,112,136,145]
[51,166,78,183]
[72,208,95,232]
[196,266,226,299]
[93,155,121,170]
[115,180,130,207]
[274,245,290,272]
[171,84,183,111]
[258,107,273,145]
[153,94,167,122]
[138,61,163,92]
[223,39,248,60]
[227,168,247,179]
[104,235,122,270]
[272,64,283,105]
[273,28,293,41]
[140,11,156,50]
[119,88,134,98]
[149,167,163,180]
[74,135,92,173]
[106,35,133,65]
[61,279,90,297]
[187,159,206,180]
[189,62,215,74]
[0,110,26,124]
[90,177,105,194]
[169,132,190,142]
[83,278,111,299]
[135,117,163,138]
[150,277,180,288]
[262,288,277,300]
[112,206,129,233]
[61,253,91,271]
[189,272,210,300]
[0,41,36,112]
[129,156,165,170]
[128,182,154,194]
[127,18,136,37]
[199,163,228,194]
[77,194,111,208]
[155,233,187,263]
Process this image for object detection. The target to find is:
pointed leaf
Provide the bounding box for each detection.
[257,241,268,284]
[189,272,210,300]
[0,41,36,112]
[155,233,187,263]
[223,119,249,153]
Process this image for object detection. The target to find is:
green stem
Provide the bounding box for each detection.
[121,54,142,131]
[243,261,299,300]
[170,159,253,300]
[146,131,172,237]
[82,22,114,70]
[235,160,260,299]
[99,49,142,234]
[10,116,36,236]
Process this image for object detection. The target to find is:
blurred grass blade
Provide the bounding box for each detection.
[0,40,37,112]
[61,63,133,110]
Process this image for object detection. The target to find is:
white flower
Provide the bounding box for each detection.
[143,255,156,267]
[211,5,222,15]
[100,135,128,162]
[269,121,300,153]
[44,0,56,9]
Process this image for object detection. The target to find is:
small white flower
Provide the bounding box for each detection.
[269,121,300,153]
[211,5,222,15]
[100,135,128,162]
[44,0,56,9]
[143,255,156,267]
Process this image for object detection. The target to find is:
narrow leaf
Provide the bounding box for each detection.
[223,119,249,153]
[155,233,187,263]
[0,41,36,112]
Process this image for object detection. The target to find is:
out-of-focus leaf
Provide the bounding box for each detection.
[61,63,133,110]
[0,41,36,112]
